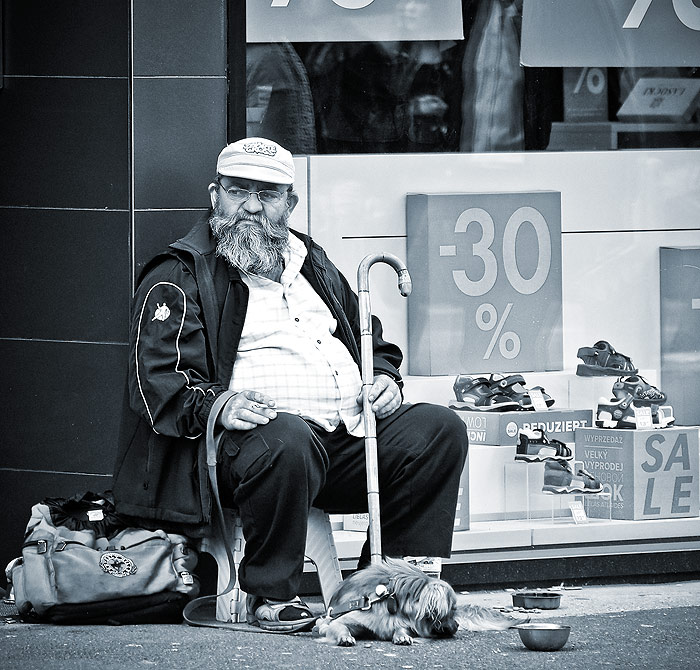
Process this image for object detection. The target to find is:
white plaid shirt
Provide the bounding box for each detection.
[228,234,364,436]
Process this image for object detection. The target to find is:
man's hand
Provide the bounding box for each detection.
[357,374,401,420]
[219,390,277,431]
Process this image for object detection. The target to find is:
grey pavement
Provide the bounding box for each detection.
[2,580,699,669]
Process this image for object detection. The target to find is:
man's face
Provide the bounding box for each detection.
[208,177,297,274]
[213,177,292,221]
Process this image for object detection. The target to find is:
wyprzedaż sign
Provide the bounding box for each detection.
[406,192,562,376]
[521,0,700,67]
[247,0,464,43]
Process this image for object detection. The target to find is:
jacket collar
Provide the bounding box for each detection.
[171,211,217,256]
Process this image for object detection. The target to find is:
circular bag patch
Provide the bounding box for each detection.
[99,552,138,578]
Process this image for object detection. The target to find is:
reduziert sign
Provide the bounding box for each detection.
[522,0,700,66]
[247,0,464,43]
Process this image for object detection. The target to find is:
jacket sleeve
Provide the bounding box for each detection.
[128,258,227,437]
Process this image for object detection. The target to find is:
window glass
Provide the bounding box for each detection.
[245,0,700,154]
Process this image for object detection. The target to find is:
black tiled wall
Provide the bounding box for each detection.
[0,208,130,341]
[1,0,228,584]
[1,340,128,473]
[132,77,227,210]
[131,0,227,275]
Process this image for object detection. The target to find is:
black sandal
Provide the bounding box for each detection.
[246,595,316,633]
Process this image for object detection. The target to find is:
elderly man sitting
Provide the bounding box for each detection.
[113,137,468,632]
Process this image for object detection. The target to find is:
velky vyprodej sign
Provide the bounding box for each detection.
[247,0,464,43]
[522,0,700,66]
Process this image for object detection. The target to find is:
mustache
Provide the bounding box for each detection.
[209,204,289,239]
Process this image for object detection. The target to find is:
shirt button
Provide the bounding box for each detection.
[317,339,322,344]
[294,317,299,322]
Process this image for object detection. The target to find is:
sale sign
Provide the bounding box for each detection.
[406,192,562,376]
[247,0,464,43]
[577,426,699,520]
[522,0,700,66]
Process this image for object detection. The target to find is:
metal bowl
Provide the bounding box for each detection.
[512,591,562,609]
[515,623,571,651]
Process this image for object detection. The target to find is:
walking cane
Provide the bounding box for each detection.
[357,253,412,566]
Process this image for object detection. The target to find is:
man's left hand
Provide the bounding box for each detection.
[357,374,401,419]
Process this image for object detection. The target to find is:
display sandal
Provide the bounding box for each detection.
[451,375,520,412]
[515,428,572,462]
[576,340,637,377]
[596,394,675,429]
[246,595,316,633]
[542,460,603,494]
[489,374,555,410]
[612,375,667,403]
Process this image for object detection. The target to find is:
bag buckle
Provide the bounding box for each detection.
[180,571,194,586]
[37,540,48,554]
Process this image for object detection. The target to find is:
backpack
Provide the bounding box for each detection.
[8,493,199,625]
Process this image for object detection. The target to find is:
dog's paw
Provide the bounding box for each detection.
[337,634,356,647]
[392,633,414,645]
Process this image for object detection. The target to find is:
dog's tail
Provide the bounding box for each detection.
[456,604,530,632]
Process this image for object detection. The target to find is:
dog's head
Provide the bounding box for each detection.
[384,559,458,639]
[413,578,458,638]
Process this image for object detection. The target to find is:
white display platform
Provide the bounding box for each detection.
[317,517,700,572]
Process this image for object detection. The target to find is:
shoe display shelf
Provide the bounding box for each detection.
[318,376,700,575]
[504,458,612,523]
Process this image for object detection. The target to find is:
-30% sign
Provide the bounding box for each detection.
[439,204,554,363]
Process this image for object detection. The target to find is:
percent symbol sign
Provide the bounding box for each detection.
[475,302,521,360]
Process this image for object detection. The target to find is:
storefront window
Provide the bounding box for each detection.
[244,0,700,154]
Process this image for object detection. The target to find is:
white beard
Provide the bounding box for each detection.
[209,203,290,275]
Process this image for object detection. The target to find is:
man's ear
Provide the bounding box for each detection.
[286,189,299,215]
[208,183,218,209]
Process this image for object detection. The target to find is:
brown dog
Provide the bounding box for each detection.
[315,558,524,646]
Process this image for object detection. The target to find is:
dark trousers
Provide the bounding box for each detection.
[217,402,468,600]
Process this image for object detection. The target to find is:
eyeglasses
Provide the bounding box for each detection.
[216,178,288,205]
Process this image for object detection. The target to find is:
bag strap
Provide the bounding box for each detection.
[182,390,244,628]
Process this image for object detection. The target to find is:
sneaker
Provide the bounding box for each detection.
[576,341,637,377]
[596,395,676,429]
[612,375,667,404]
[450,375,520,412]
[515,428,572,463]
[489,374,555,410]
[542,460,603,494]
[403,556,442,578]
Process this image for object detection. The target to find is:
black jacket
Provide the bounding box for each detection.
[112,215,403,536]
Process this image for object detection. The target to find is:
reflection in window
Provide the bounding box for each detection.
[244,0,700,154]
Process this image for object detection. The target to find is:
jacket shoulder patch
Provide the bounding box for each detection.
[152,303,171,322]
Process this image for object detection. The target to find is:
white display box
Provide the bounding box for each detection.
[576,426,700,520]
